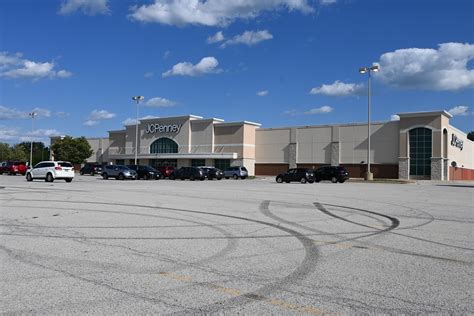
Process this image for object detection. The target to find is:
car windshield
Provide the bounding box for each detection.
[58,162,73,167]
[241,167,248,171]
[143,166,155,171]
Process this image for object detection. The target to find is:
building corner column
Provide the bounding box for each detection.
[288,128,297,169]
[398,157,409,180]
[443,158,449,181]
[330,142,340,166]
[430,157,444,180]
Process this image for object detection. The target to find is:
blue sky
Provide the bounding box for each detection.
[1,0,473,144]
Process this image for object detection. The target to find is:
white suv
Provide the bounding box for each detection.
[26,161,75,183]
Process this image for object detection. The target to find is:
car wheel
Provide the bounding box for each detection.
[80,170,84,175]
[143,174,148,180]
[276,177,283,183]
[339,180,345,183]
[225,177,229,179]
[241,176,246,180]
[90,172,95,176]
[65,178,72,183]
[46,173,54,183]
[233,174,238,180]
[308,179,315,184]
[217,177,222,180]
[118,173,125,180]
[169,175,175,180]
[300,177,307,184]
[285,180,290,183]
[200,178,205,181]
[190,175,195,181]
[102,173,108,180]
[315,178,321,183]
[331,176,337,183]
[26,173,33,182]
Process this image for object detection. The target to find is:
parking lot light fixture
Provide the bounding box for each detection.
[132,96,144,165]
[359,65,379,181]
[28,111,37,167]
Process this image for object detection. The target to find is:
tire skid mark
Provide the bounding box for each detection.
[320,203,473,251]
[1,198,322,314]
[315,203,472,262]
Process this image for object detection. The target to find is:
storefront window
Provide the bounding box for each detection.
[191,159,205,167]
[150,138,178,154]
[409,128,432,176]
[215,159,230,170]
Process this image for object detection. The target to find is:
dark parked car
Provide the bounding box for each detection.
[276,168,315,184]
[101,165,137,180]
[0,161,28,175]
[156,166,176,178]
[127,165,162,180]
[313,166,349,183]
[170,167,205,181]
[199,167,223,180]
[80,163,103,176]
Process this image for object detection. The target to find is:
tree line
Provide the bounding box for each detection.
[0,136,93,166]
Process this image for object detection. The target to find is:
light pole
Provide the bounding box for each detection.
[132,96,144,165]
[28,111,37,167]
[359,65,379,181]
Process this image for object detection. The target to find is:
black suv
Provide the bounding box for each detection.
[170,167,205,181]
[199,167,224,180]
[276,168,315,184]
[313,166,349,183]
[127,165,162,180]
[80,163,103,176]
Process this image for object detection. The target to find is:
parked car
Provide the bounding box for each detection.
[170,167,205,181]
[224,166,248,179]
[313,166,349,183]
[156,166,176,178]
[276,168,315,184]
[80,163,103,176]
[199,167,223,180]
[1,161,28,175]
[127,165,161,180]
[26,161,74,182]
[101,165,137,180]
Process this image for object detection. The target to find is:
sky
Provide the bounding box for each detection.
[0,0,473,144]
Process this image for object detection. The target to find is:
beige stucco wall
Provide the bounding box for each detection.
[296,126,332,164]
[190,120,214,153]
[340,122,399,164]
[109,131,125,148]
[446,126,474,169]
[255,128,291,163]
[214,124,244,157]
[85,138,109,163]
[243,125,257,159]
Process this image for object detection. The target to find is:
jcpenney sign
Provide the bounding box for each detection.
[145,123,182,134]
[451,133,464,150]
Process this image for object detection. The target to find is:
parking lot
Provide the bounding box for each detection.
[0,175,473,314]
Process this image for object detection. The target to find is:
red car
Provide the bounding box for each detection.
[0,161,28,175]
[156,166,176,178]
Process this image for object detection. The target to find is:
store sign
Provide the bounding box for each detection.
[451,133,463,150]
[145,123,181,134]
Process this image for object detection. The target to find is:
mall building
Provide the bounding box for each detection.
[60,110,472,180]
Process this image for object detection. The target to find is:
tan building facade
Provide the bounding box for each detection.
[79,110,473,180]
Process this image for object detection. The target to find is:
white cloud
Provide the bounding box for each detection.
[375,42,474,91]
[304,106,333,115]
[0,125,61,143]
[448,106,470,116]
[145,97,177,107]
[284,106,333,116]
[220,30,273,48]
[129,0,314,26]
[207,31,225,44]
[0,52,72,80]
[310,80,365,96]
[59,0,109,15]
[84,109,115,126]
[123,115,159,126]
[163,50,171,59]
[320,0,337,4]
[163,56,221,77]
[256,90,269,96]
[390,114,400,121]
[0,106,51,120]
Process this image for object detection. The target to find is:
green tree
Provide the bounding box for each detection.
[51,136,93,164]
[9,145,28,161]
[468,131,474,142]
[0,143,10,161]
[16,142,50,165]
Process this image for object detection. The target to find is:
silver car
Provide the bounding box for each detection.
[101,165,137,180]
[224,166,248,179]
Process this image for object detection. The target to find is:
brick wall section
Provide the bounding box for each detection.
[449,167,474,180]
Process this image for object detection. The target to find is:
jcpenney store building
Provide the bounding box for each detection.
[81,110,473,180]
